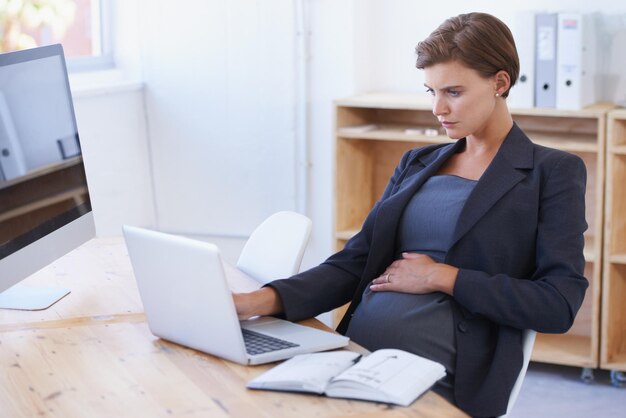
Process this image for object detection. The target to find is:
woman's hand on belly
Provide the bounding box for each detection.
[370,252,459,295]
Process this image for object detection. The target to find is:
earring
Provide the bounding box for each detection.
[495,92,500,97]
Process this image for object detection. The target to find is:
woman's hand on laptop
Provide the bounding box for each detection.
[233,287,284,320]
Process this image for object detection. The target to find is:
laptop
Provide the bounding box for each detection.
[123,225,349,365]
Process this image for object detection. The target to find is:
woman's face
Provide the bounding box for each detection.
[423,60,499,140]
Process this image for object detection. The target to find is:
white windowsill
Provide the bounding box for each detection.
[69,68,144,98]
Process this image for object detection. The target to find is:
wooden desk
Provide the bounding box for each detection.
[0,238,467,418]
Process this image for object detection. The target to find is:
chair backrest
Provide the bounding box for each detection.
[236,211,312,285]
[500,329,537,417]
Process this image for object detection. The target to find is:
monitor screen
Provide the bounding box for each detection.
[0,44,95,308]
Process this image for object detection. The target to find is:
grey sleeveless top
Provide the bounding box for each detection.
[346,174,477,403]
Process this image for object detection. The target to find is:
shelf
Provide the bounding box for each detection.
[511,102,617,118]
[532,333,595,367]
[608,254,626,264]
[602,113,626,374]
[335,92,616,116]
[337,125,449,144]
[335,92,433,110]
[0,187,87,223]
[601,262,626,370]
[608,145,626,155]
[0,156,84,191]
[530,133,598,153]
[337,126,598,153]
[608,108,626,121]
[601,354,626,372]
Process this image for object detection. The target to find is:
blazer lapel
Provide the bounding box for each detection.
[449,123,534,247]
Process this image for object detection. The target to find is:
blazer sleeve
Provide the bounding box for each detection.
[453,152,589,333]
[268,149,418,321]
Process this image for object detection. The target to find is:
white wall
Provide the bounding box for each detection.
[68,0,155,238]
[72,85,155,237]
[139,0,299,241]
[301,0,357,268]
[133,0,359,267]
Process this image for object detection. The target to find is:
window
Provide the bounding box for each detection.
[0,0,112,71]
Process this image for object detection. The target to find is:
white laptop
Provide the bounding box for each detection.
[123,225,349,365]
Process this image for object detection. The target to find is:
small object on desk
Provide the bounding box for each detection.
[338,124,378,134]
[404,128,425,135]
[247,348,446,407]
[424,128,440,137]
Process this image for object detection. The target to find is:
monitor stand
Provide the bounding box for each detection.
[0,286,70,310]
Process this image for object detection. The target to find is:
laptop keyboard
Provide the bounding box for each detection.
[242,328,299,355]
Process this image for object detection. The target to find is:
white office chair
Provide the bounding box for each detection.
[500,329,537,417]
[236,211,312,284]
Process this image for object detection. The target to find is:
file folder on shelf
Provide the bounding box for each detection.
[535,13,558,108]
[556,13,598,110]
[509,11,536,109]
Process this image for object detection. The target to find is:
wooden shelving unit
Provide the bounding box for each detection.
[602,109,626,383]
[333,93,609,369]
[0,157,89,244]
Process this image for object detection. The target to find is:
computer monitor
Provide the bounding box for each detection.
[0,44,95,310]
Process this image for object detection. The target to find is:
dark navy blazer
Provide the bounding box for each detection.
[269,123,588,417]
